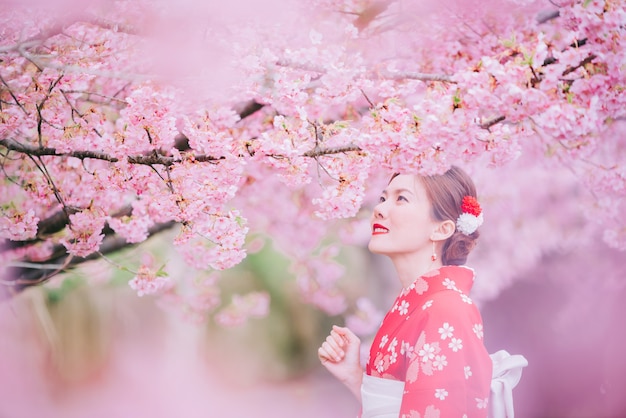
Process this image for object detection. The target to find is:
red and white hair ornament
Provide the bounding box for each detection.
[456,196,484,235]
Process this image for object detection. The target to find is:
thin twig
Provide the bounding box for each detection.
[0,74,29,115]
[18,49,152,82]
[277,58,454,83]
[96,251,136,274]
[383,71,455,83]
[360,88,375,108]
[60,90,104,137]
[480,115,506,130]
[30,154,72,221]
[562,54,597,77]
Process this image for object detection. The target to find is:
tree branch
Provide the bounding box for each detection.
[3,221,176,294]
[303,144,362,157]
[562,54,597,77]
[0,138,223,166]
[276,59,455,83]
[354,0,393,31]
[0,74,29,115]
[0,20,67,54]
[3,205,135,252]
[537,9,559,24]
[236,100,265,119]
[16,45,151,81]
[379,70,455,83]
[84,15,138,35]
[480,115,506,130]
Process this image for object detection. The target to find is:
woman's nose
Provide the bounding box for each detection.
[372,202,385,219]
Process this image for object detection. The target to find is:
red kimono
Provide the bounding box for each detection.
[366,265,492,418]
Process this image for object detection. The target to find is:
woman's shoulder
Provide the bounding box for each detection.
[419,279,481,320]
[422,287,474,308]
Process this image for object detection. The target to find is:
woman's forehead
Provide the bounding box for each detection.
[385,174,425,195]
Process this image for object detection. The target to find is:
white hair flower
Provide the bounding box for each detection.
[456,196,483,235]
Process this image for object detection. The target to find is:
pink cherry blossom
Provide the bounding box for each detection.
[0,208,39,240]
[60,210,107,257]
[0,0,624,320]
[128,264,173,297]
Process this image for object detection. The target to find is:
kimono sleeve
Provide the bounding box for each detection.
[399,291,491,418]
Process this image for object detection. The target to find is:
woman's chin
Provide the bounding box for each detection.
[367,241,386,255]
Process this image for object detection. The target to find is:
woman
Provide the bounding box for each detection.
[318,166,492,418]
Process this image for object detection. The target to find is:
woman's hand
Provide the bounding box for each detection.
[318,325,363,401]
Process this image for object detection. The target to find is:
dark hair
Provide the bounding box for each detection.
[421,166,479,265]
[392,166,480,265]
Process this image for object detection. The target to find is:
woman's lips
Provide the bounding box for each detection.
[372,223,389,235]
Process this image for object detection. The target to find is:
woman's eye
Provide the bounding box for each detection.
[397,195,408,202]
[378,196,386,203]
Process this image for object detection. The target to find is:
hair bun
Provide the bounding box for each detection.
[442,230,479,266]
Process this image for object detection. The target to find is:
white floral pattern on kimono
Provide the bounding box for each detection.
[365,266,492,418]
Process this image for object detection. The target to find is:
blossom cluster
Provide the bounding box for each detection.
[128,264,173,297]
[0,0,624,322]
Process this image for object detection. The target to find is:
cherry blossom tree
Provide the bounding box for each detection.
[1,0,624,322]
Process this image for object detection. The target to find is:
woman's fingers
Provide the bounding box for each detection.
[319,345,342,363]
[330,329,347,346]
[331,326,360,350]
[319,340,344,362]
[318,324,364,366]
[332,325,358,342]
[318,329,347,362]
[318,346,336,362]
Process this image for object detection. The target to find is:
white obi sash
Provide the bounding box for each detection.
[489,350,528,418]
[360,351,528,418]
[361,373,405,418]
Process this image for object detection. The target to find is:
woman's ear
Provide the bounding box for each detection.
[431,219,455,241]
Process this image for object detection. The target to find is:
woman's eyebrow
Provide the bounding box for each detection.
[381,187,415,196]
[396,188,415,195]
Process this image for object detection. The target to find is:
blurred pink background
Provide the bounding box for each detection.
[1,241,624,418]
[0,240,626,418]
[0,289,358,418]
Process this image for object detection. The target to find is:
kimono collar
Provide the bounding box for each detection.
[403,265,475,297]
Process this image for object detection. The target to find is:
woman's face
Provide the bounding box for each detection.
[368,174,439,257]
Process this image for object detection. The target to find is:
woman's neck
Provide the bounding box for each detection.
[390,252,443,289]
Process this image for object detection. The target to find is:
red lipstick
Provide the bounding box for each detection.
[372,223,389,235]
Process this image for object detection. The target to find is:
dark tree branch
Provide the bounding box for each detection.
[380,70,455,83]
[276,58,455,83]
[562,54,597,77]
[480,116,506,130]
[237,100,265,119]
[537,9,560,24]
[4,205,134,252]
[0,138,223,166]
[3,221,176,294]
[354,0,393,31]
[0,74,29,115]
[303,144,362,157]
[1,138,369,167]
